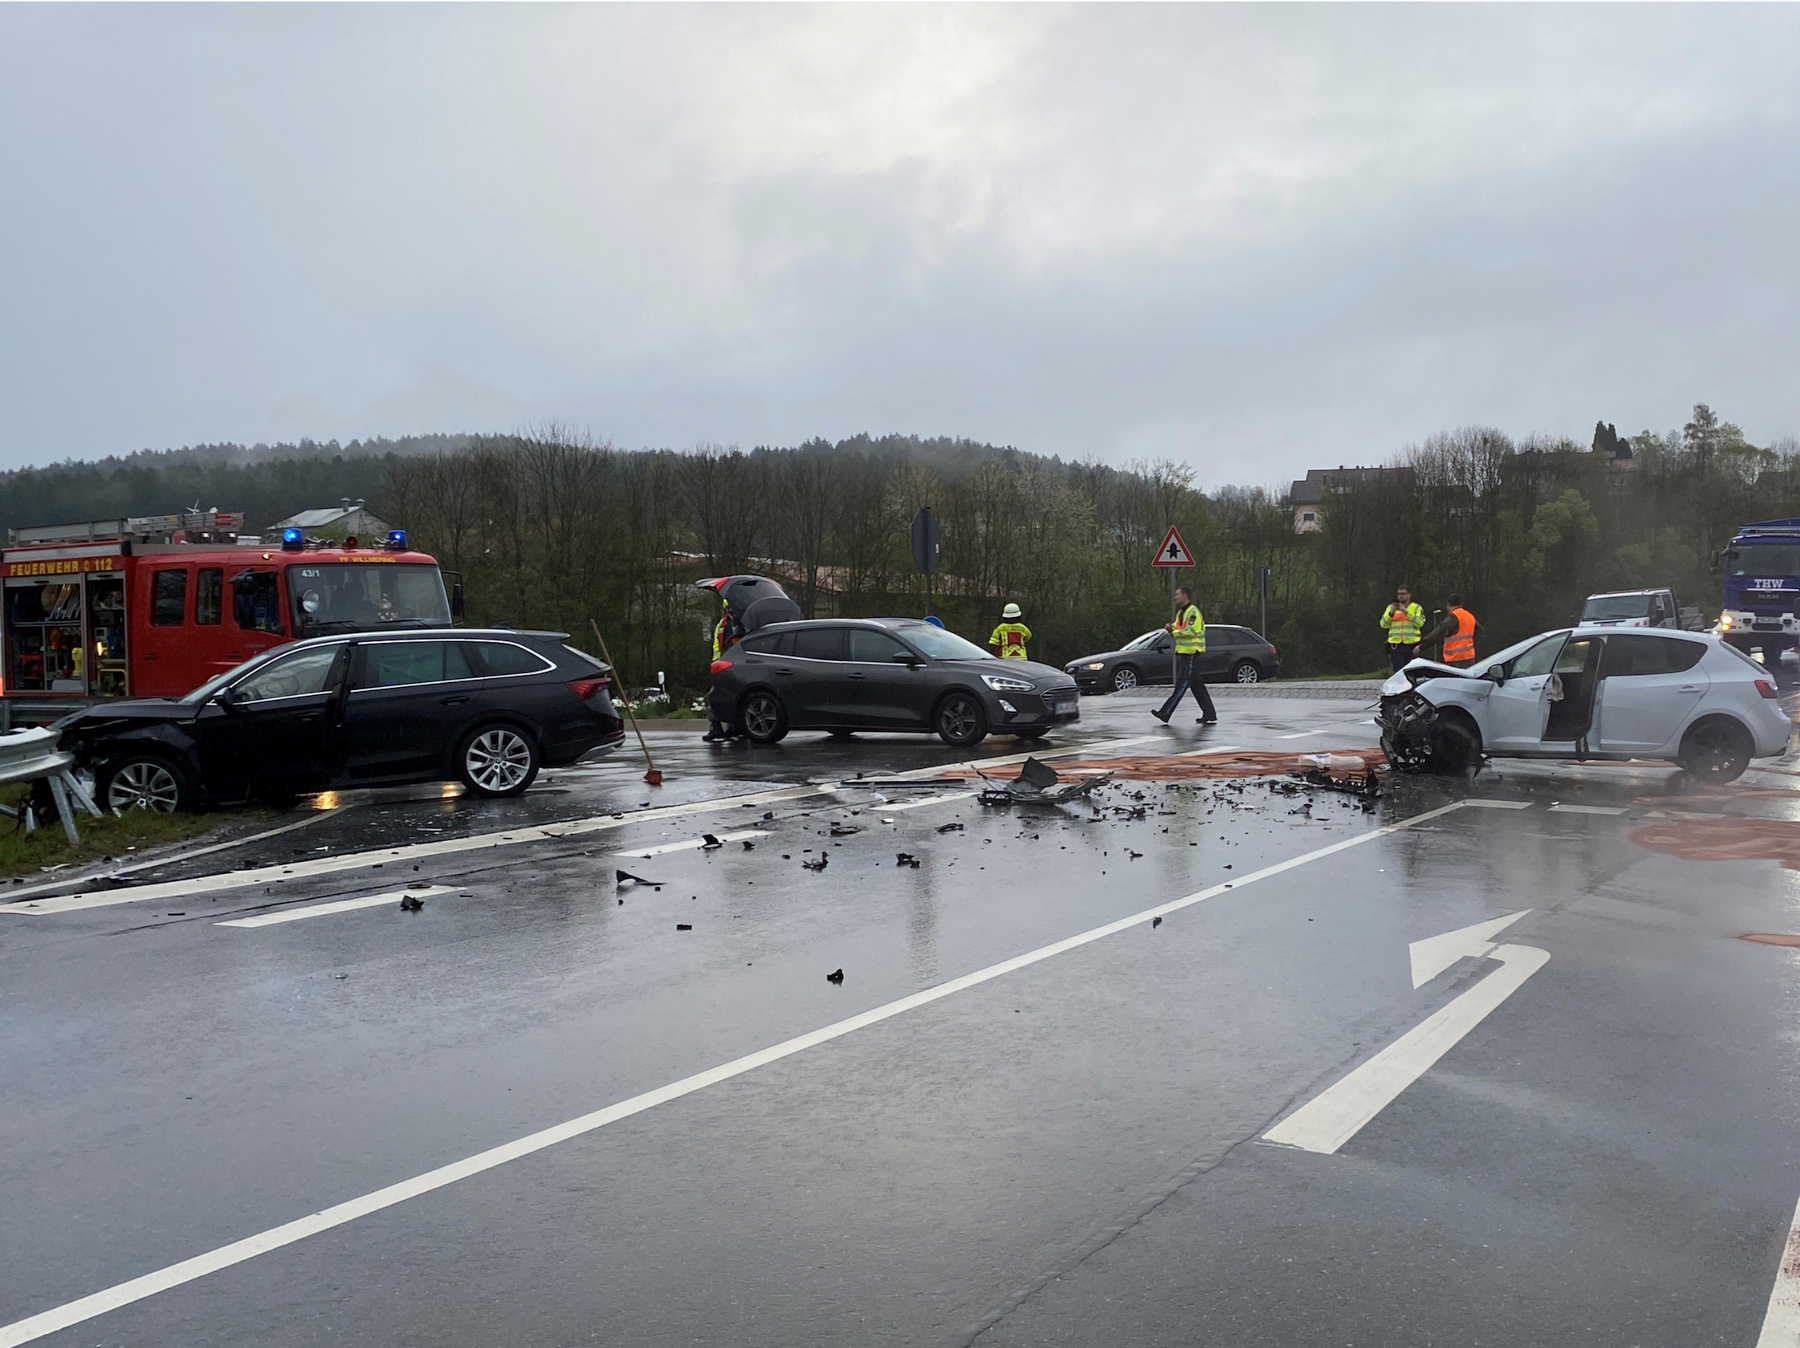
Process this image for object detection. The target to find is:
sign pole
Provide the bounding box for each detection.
[1151,524,1195,688]
[1170,566,1178,685]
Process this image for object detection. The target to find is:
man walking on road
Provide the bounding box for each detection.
[989,604,1031,660]
[1380,584,1426,673]
[1425,593,1483,668]
[1153,584,1217,726]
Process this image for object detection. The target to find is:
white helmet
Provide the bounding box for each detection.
[1002,603,1022,619]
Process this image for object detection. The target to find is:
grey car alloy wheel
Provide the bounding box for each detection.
[108,760,182,813]
[1111,666,1139,691]
[464,728,534,793]
[1234,661,1261,684]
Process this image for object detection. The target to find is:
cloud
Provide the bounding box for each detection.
[0,4,1795,484]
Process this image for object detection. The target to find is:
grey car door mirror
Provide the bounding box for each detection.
[891,651,923,666]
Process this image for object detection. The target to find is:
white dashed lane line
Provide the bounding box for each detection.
[216,887,467,929]
[613,830,769,859]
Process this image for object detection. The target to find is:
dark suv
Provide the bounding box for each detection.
[54,629,624,811]
[708,618,1079,747]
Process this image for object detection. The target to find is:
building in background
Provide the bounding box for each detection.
[1287,466,1415,533]
[270,499,392,544]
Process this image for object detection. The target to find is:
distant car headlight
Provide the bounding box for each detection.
[981,674,1035,692]
[1720,614,1735,631]
[1084,662,1105,671]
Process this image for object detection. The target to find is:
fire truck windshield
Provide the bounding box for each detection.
[287,563,451,633]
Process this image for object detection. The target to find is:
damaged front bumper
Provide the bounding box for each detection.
[1376,689,1438,771]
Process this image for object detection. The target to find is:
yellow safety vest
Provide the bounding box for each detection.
[1380,601,1424,645]
[1173,604,1206,655]
[989,622,1031,659]
[711,614,731,660]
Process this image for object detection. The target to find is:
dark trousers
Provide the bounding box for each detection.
[1157,654,1217,721]
[1388,643,1418,672]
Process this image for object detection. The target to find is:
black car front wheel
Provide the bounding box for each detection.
[99,754,194,814]
[1111,666,1139,692]
[458,724,540,797]
[740,690,790,744]
[935,692,988,748]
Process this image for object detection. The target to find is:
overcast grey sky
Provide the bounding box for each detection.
[1,4,1795,485]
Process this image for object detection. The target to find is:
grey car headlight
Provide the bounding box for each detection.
[1084,662,1105,671]
[981,673,1035,693]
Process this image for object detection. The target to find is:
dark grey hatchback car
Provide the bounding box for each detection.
[707,618,1080,747]
[54,629,625,811]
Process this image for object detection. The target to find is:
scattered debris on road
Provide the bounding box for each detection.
[937,821,964,834]
[675,922,692,931]
[616,870,663,889]
[399,894,425,912]
[976,757,1111,806]
[896,852,920,868]
[826,967,845,984]
[801,855,829,871]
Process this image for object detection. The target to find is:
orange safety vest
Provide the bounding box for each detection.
[1443,607,1476,664]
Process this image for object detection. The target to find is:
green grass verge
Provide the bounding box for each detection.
[0,783,221,880]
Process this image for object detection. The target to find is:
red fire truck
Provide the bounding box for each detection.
[0,511,459,724]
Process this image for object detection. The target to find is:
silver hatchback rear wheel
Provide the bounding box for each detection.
[458,725,540,797]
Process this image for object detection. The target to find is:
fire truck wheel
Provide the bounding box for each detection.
[100,755,194,814]
[457,724,541,797]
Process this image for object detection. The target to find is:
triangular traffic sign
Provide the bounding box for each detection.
[1152,525,1194,567]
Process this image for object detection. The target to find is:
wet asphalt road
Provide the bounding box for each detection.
[4,693,1800,1347]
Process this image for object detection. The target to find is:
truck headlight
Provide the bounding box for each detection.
[981,674,1034,692]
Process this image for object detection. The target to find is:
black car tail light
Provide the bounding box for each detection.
[567,675,609,701]
[710,658,732,675]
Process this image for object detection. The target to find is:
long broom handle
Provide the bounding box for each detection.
[590,618,660,778]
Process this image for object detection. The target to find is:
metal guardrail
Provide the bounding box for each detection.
[0,727,103,843]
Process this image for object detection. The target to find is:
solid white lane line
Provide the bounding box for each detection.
[216,887,467,929]
[1260,941,1549,1156]
[0,799,1474,1348]
[882,791,979,812]
[612,830,769,859]
[1177,744,1246,757]
[1546,804,1629,816]
[0,809,354,902]
[1756,1189,1800,1347]
[0,783,837,917]
[1460,800,1533,810]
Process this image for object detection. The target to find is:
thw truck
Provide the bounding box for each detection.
[1719,518,1800,660]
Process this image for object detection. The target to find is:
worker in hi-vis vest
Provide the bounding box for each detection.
[1153,584,1217,726]
[989,604,1031,660]
[704,609,740,743]
[1425,593,1483,668]
[1379,584,1426,673]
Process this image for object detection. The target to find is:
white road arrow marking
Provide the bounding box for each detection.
[1408,910,1530,988]
[1263,915,1549,1156]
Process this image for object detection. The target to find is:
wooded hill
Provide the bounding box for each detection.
[3,410,1793,688]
